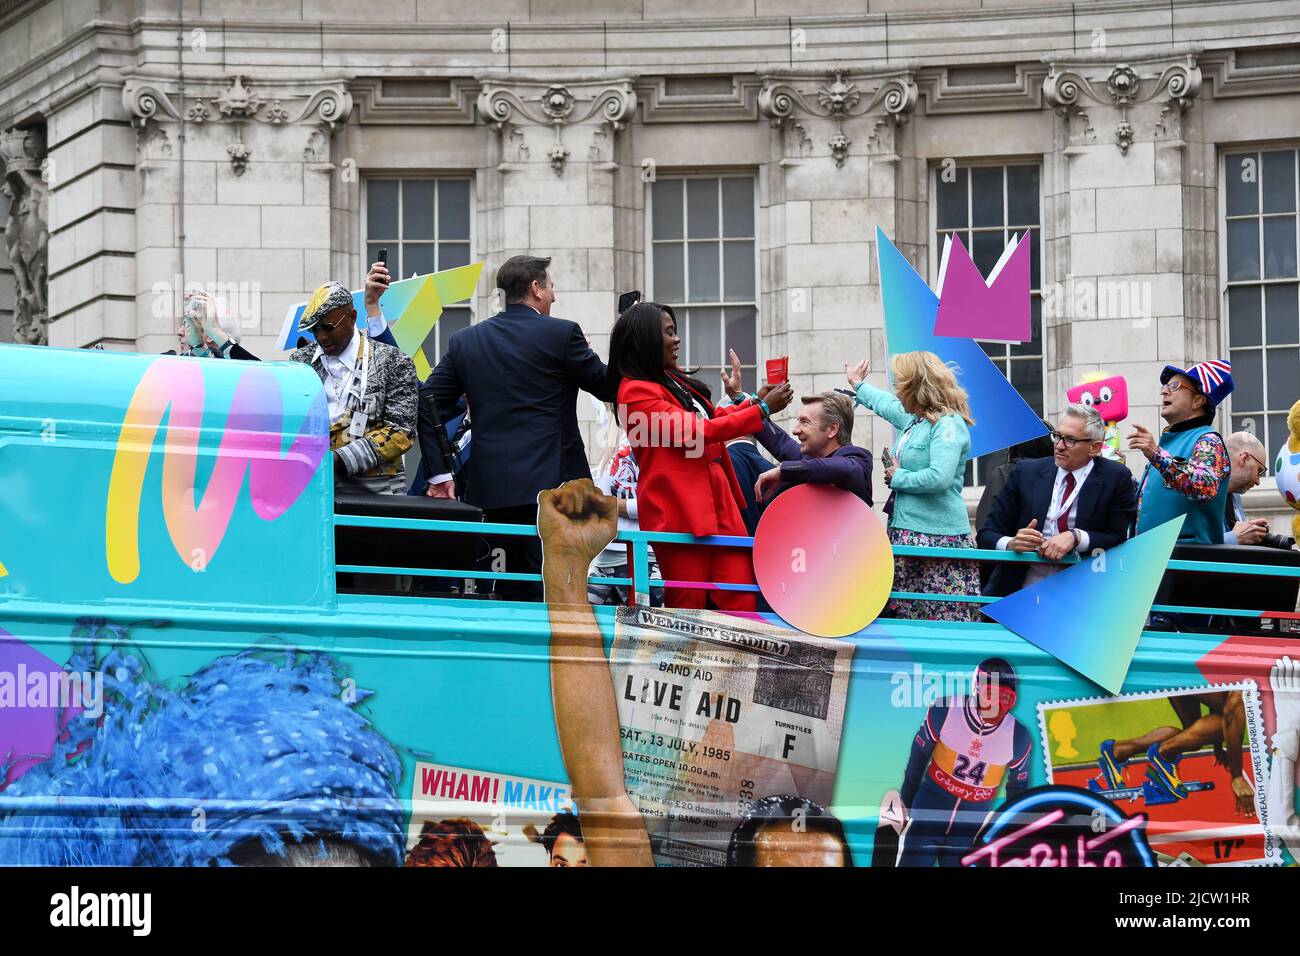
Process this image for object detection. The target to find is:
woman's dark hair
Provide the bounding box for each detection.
[539,811,584,858]
[726,795,852,867]
[608,301,712,413]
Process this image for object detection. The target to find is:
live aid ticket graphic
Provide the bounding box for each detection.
[408,762,576,867]
[1036,682,1277,866]
[612,606,853,867]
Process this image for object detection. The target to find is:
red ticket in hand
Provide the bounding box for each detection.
[766,356,789,385]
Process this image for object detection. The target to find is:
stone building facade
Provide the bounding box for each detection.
[1,0,1298,524]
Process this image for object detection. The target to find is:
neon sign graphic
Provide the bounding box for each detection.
[960,786,1154,868]
[106,359,328,584]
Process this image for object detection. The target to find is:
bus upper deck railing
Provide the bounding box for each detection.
[333,513,1300,627]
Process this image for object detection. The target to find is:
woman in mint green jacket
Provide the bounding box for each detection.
[846,350,980,622]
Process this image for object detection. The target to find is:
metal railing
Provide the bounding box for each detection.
[334,513,1300,624]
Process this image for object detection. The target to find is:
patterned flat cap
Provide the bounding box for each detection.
[300,281,355,331]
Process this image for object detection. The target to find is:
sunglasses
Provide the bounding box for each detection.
[1159,379,1195,395]
[314,319,344,334]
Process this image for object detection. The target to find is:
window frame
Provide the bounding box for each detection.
[1218,145,1300,476]
[927,158,1047,487]
[644,171,763,393]
[361,174,477,360]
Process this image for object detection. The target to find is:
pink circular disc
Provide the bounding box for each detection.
[752,484,893,637]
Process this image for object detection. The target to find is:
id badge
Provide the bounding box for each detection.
[348,410,368,438]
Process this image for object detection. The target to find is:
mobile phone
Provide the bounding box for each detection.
[377,248,388,267]
[617,290,642,315]
[881,447,894,468]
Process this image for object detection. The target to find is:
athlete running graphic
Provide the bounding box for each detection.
[1097,690,1254,815]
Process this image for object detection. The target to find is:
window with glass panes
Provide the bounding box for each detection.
[365,178,474,366]
[648,175,759,392]
[933,162,1044,485]
[1223,149,1300,458]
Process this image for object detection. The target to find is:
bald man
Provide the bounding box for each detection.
[1224,431,1295,550]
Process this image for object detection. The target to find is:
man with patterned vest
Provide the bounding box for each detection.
[1129,359,1234,545]
[291,280,419,495]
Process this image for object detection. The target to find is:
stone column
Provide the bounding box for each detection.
[759,71,919,502]
[1041,55,1204,437]
[40,82,136,351]
[476,78,637,450]
[121,73,352,356]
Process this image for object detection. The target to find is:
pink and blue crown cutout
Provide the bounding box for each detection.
[934,232,1031,343]
[875,228,1047,459]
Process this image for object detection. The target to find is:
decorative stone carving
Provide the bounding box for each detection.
[226,142,252,176]
[0,126,50,345]
[758,71,917,168]
[786,122,812,158]
[476,79,637,178]
[264,100,291,125]
[815,73,862,115]
[508,126,530,163]
[1042,57,1202,154]
[828,130,852,168]
[539,85,576,122]
[303,128,327,164]
[215,75,263,119]
[759,71,918,126]
[122,73,354,132]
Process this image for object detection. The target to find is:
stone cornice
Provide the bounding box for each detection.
[350,77,479,125]
[1200,47,1300,99]
[914,62,1048,114]
[634,75,765,124]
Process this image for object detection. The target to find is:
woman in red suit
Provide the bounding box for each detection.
[609,302,793,611]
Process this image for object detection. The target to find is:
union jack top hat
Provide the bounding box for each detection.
[1160,359,1233,410]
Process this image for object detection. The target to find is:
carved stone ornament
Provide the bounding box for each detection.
[122,74,354,131]
[226,141,252,176]
[1042,58,1202,154]
[476,79,637,177]
[0,126,50,345]
[828,130,852,168]
[815,73,862,116]
[759,71,917,169]
[759,72,918,126]
[215,75,264,118]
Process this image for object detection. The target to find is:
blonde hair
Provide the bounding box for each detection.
[892,351,974,425]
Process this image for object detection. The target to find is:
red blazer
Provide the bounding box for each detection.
[617,374,764,537]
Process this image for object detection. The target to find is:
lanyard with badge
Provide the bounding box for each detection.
[1045,467,1086,530]
[328,336,372,438]
[893,416,922,458]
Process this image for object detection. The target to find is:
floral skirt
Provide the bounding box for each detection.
[887,527,982,622]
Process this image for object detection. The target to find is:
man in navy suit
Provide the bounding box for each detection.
[419,255,614,599]
[977,403,1136,597]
